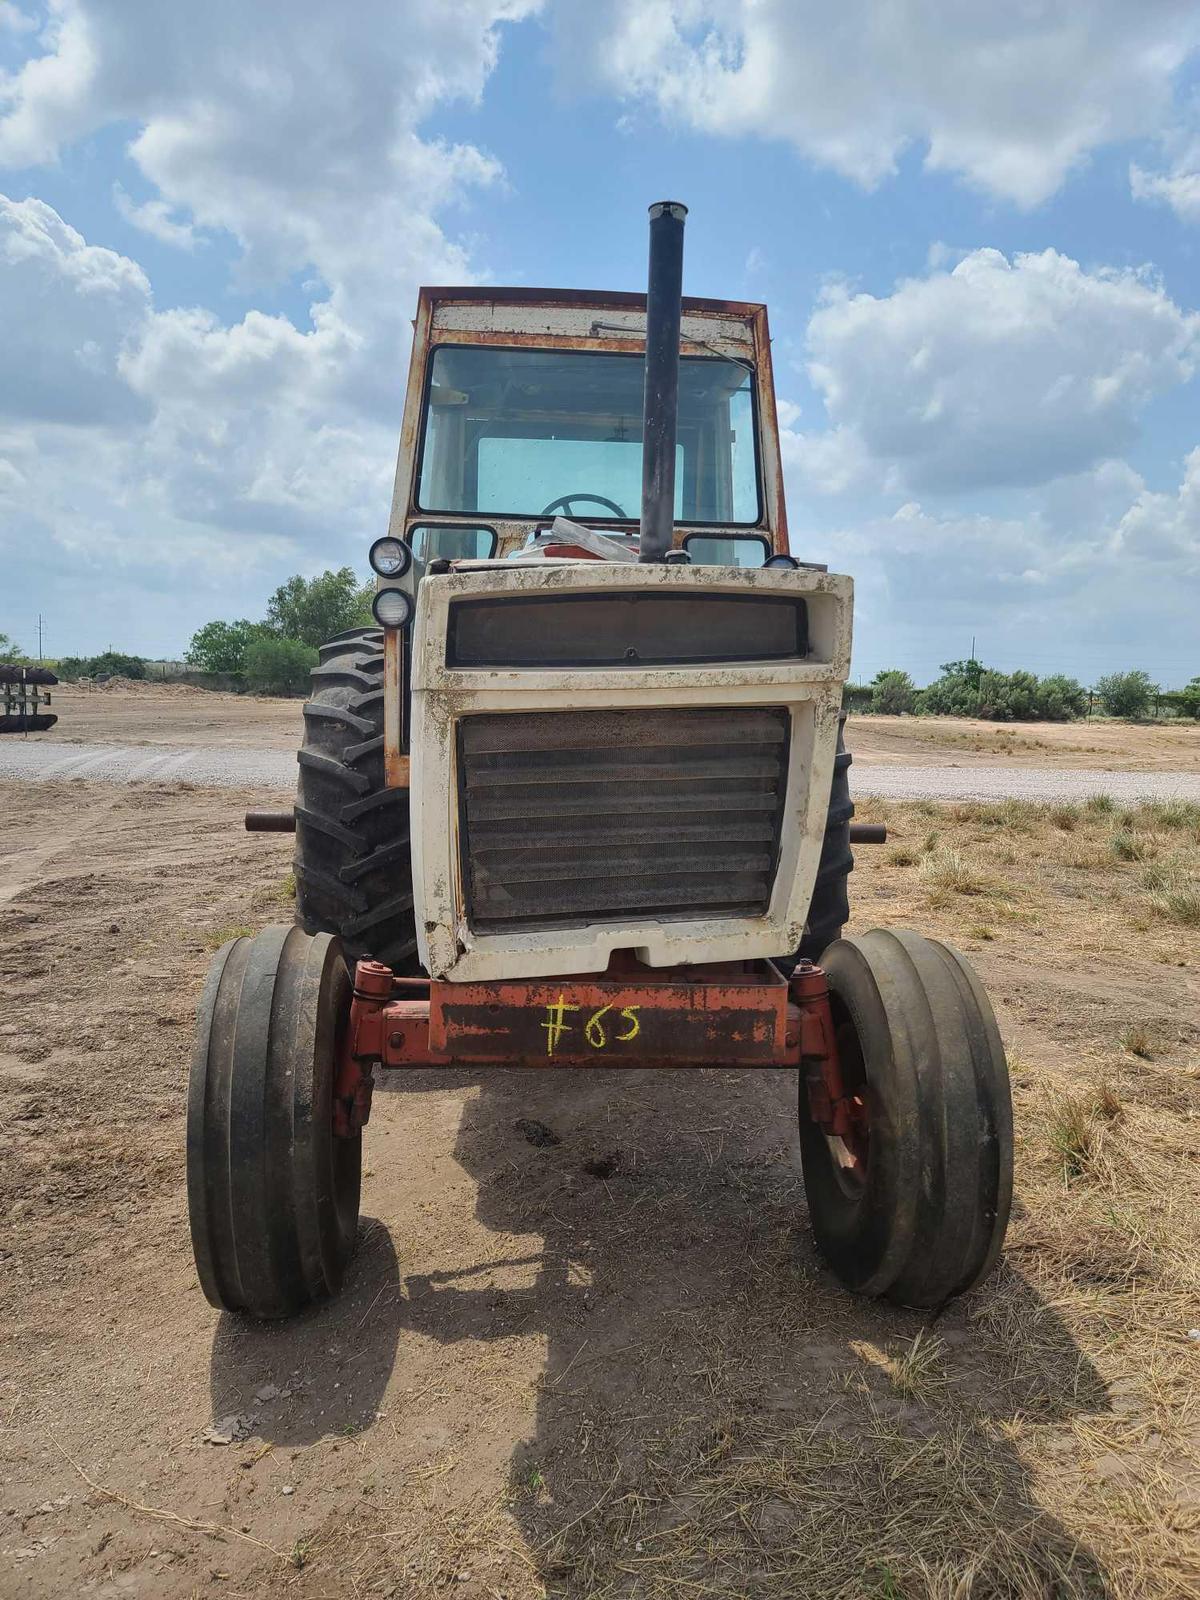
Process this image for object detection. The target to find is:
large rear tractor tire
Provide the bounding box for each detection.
[293,627,419,972]
[797,928,1013,1309]
[187,926,361,1318]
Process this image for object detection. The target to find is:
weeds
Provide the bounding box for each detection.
[1136,799,1200,832]
[1094,1083,1124,1121]
[1048,1092,1099,1181]
[202,923,254,949]
[1151,884,1200,926]
[918,845,993,896]
[887,845,918,867]
[1110,831,1151,863]
[1084,793,1115,815]
[890,1331,947,1399]
[1048,803,1080,831]
[1119,1023,1153,1059]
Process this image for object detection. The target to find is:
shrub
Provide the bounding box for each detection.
[1175,677,1200,720]
[1094,669,1158,719]
[244,635,317,695]
[55,651,147,680]
[869,669,918,716]
[0,631,28,664]
[921,659,1086,721]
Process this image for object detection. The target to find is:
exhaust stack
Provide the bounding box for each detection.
[638,200,687,563]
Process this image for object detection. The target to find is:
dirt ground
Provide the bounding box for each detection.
[848,714,1200,772]
[38,684,303,750]
[33,685,1200,773]
[2,778,1198,1598]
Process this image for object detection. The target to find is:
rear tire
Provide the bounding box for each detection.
[293,628,419,971]
[187,926,361,1318]
[797,928,1013,1308]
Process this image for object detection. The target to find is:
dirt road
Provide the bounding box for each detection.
[6,735,1200,803]
[35,686,1200,772]
[2,778,1198,1597]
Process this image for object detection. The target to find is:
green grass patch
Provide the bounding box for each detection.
[202,923,254,950]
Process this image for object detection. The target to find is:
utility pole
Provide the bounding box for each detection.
[37,614,44,664]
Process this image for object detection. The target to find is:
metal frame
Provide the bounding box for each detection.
[332,954,858,1152]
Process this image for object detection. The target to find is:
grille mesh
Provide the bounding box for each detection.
[458,706,789,930]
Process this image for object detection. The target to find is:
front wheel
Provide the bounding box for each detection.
[797,929,1013,1309]
[187,925,361,1318]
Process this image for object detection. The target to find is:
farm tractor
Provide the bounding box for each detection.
[188,204,1012,1320]
[0,664,57,733]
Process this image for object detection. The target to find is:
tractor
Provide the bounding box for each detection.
[188,203,1012,1320]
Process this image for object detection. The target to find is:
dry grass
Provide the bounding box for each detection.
[1120,1022,1154,1059]
[253,789,1200,1600]
[918,844,995,896]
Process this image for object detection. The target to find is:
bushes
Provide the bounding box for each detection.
[1094,669,1158,719]
[57,651,147,680]
[919,659,1088,721]
[243,635,318,696]
[870,669,917,715]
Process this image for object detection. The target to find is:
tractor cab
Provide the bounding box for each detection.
[385,281,790,571]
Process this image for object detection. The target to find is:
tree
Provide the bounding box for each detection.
[1094,669,1158,720]
[244,635,318,696]
[0,632,28,664]
[265,568,373,649]
[1178,678,1200,719]
[870,669,917,715]
[186,619,270,674]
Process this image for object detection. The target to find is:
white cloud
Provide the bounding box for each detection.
[1112,446,1200,570]
[0,1,541,653]
[802,455,1200,682]
[790,249,1199,495]
[0,193,150,425]
[1131,159,1200,224]
[112,183,197,249]
[556,0,1200,206]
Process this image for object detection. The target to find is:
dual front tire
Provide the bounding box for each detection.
[797,929,1013,1309]
[187,926,360,1319]
[187,925,1012,1319]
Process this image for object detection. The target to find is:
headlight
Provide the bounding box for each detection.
[369,537,411,578]
[372,587,415,628]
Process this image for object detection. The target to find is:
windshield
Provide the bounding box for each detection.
[417,346,760,524]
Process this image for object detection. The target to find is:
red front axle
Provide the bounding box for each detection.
[333,954,855,1152]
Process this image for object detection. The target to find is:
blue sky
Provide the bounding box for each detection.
[1,1,1199,684]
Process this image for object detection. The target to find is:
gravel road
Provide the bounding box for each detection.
[3,738,1200,802]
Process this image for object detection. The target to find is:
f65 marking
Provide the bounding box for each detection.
[541,995,641,1056]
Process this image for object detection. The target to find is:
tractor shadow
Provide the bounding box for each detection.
[207,1220,404,1447]
[394,1064,1113,1596]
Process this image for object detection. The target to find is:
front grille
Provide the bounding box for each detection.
[457,706,789,931]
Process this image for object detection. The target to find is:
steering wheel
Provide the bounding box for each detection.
[540,492,629,519]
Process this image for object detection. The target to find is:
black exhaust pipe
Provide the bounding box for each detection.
[639,200,687,563]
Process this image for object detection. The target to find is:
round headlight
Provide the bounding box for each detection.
[371,587,415,628]
[369,537,411,578]
[763,553,799,569]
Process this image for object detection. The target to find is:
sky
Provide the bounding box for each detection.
[1,1,1199,685]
